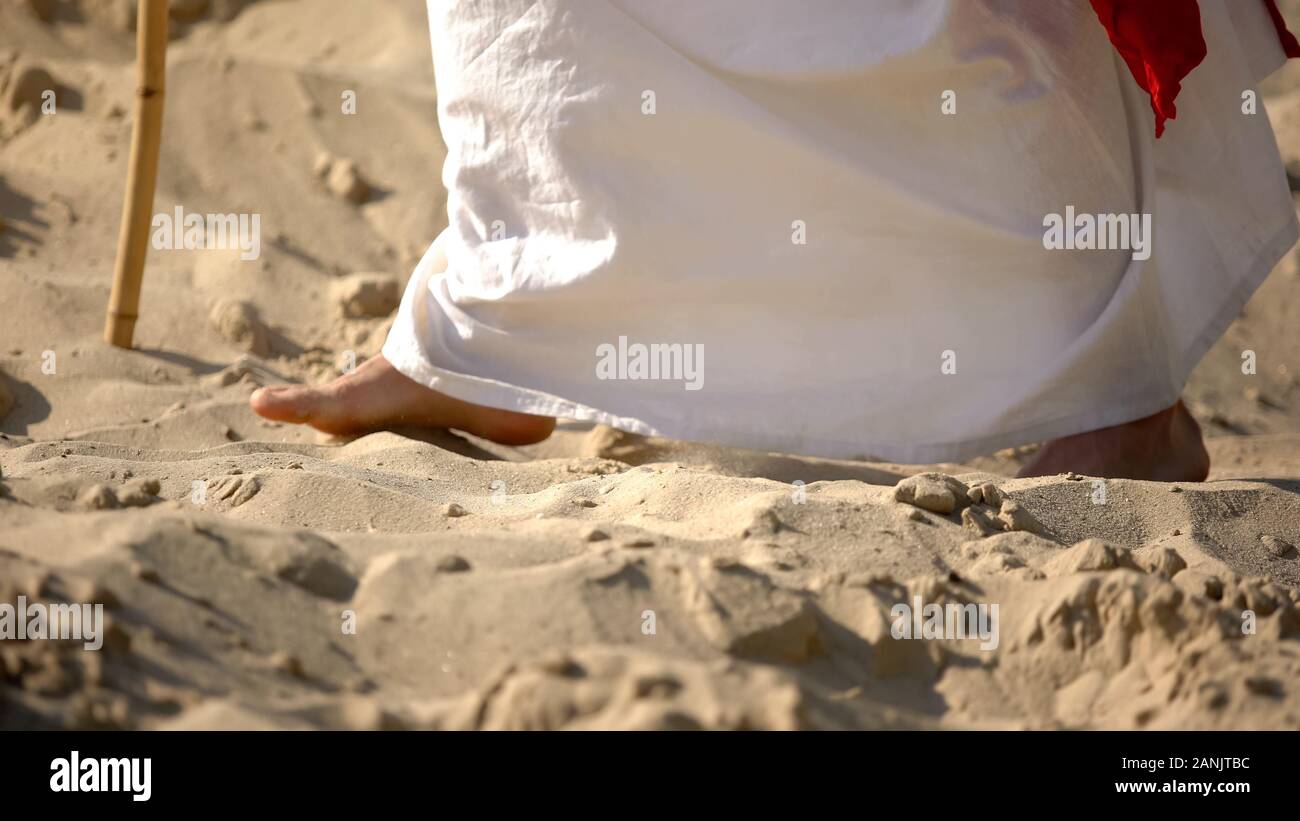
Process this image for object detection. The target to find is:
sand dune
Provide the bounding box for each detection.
[1,0,1299,730]
[2,424,1298,729]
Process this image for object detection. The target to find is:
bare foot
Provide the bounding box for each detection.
[1016,400,1210,481]
[249,355,556,446]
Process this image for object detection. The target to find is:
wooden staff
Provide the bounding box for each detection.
[105,0,169,349]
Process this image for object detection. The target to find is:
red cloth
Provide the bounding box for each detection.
[1264,0,1300,58]
[1089,0,1300,138]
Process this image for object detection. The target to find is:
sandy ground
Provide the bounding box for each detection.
[1,0,1299,730]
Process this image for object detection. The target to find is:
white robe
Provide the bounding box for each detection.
[385,0,1299,462]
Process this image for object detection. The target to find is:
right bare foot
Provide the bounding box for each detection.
[249,355,556,446]
[1016,399,1210,481]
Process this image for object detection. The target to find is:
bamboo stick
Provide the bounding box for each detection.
[105,0,169,349]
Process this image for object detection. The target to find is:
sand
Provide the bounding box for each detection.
[1,0,1299,730]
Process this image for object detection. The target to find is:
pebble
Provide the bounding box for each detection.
[442,502,467,518]
[434,555,471,573]
[268,651,307,679]
[208,298,270,356]
[330,273,400,318]
[894,472,967,515]
[1141,546,1187,578]
[117,477,161,507]
[325,158,372,204]
[997,499,1045,536]
[961,506,996,537]
[77,484,119,510]
[1261,535,1296,559]
[977,483,1003,508]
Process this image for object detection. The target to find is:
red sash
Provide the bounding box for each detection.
[1089,0,1300,137]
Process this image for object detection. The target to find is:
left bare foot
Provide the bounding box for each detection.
[249,354,556,446]
[1016,400,1210,481]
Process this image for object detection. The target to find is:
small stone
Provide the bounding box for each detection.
[268,651,306,679]
[997,499,1045,536]
[894,472,967,515]
[584,527,610,542]
[117,477,161,507]
[313,150,335,178]
[434,555,471,573]
[961,506,996,537]
[623,538,655,549]
[208,298,270,356]
[1047,538,1140,574]
[326,158,372,204]
[442,502,467,518]
[77,484,119,510]
[330,273,400,318]
[977,483,1003,508]
[1140,546,1187,578]
[1261,535,1297,559]
[1169,485,1182,493]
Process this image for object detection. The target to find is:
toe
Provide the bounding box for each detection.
[249,385,323,424]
